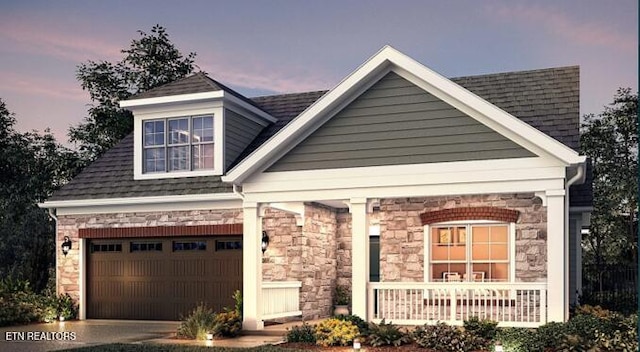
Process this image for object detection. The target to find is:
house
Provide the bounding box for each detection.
[41,46,591,329]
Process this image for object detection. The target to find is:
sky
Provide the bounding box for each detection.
[0,0,637,146]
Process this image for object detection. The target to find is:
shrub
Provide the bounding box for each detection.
[535,322,567,350]
[334,314,369,335]
[367,319,411,347]
[56,293,78,320]
[232,290,242,316]
[463,316,498,341]
[333,285,350,305]
[574,304,612,319]
[285,322,316,343]
[314,318,359,346]
[495,327,541,352]
[413,322,483,352]
[177,304,217,340]
[212,310,241,337]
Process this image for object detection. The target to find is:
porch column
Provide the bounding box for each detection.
[350,197,369,319]
[242,202,264,330]
[546,190,566,322]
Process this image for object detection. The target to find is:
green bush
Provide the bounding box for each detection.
[535,322,567,350]
[0,278,78,326]
[413,322,483,352]
[463,316,498,341]
[366,319,411,347]
[56,293,78,320]
[213,310,241,338]
[495,327,541,352]
[334,314,369,335]
[314,318,359,346]
[285,322,316,343]
[177,304,217,340]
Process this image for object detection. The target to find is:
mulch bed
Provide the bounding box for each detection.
[278,342,489,351]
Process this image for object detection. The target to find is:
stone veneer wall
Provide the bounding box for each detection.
[56,209,243,304]
[379,193,546,282]
[336,210,352,287]
[262,203,339,320]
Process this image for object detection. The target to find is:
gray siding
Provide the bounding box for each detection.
[225,109,264,170]
[268,72,534,172]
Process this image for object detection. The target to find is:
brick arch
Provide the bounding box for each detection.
[420,206,520,225]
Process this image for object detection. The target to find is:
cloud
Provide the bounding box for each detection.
[0,18,123,63]
[196,48,339,94]
[486,3,635,53]
[0,71,88,102]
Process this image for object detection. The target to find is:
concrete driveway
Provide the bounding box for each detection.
[0,320,180,352]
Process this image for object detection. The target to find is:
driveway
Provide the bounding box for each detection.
[0,320,180,352]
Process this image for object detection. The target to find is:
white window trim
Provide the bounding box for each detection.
[423,220,516,283]
[134,107,224,179]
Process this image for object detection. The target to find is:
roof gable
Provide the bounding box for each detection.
[223,46,585,184]
[268,71,534,172]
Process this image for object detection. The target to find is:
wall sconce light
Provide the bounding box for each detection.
[61,236,72,256]
[261,231,269,253]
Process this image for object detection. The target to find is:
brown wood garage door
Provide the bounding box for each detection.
[87,236,242,320]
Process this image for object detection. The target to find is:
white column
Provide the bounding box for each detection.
[546,189,566,322]
[350,197,369,319]
[78,238,87,320]
[242,202,264,330]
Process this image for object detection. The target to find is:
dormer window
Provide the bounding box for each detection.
[143,115,214,173]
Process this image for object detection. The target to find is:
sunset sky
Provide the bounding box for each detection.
[0,0,637,145]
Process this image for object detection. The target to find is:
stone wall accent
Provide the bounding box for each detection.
[56,209,243,304]
[379,193,546,283]
[262,203,339,320]
[336,210,352,287]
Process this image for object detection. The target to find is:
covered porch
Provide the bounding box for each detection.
[243,190,565,330]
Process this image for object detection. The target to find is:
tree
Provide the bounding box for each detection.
[69,25,197,163]
[0,98,79,291]
[580,88,638,267]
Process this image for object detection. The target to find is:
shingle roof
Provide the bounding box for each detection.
[49,66,591,206]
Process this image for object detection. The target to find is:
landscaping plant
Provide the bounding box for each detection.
[285,322,316,343]
[366,319,411,347]
[314,318,359,347]
[177,303,217,340]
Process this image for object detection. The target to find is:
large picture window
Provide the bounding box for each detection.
[143,116,214,173]
[430,223,510,282]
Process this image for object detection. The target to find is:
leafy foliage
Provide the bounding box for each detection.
[213,311,242,338]
[0,277,78,326]
[314,318,359,346]
[333,285,350,305]
[463,316,498,341]
[0,99,79,292]
[177,304,217,340]
[285,322,317,343]
[495,327,539,352]
[70,25,197,163]
[366,319,411,347]
[412,322,484,352]
[580,88,638,268]
[334,314,369,335]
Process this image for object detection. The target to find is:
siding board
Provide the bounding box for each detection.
[225,109,263,170]
[268,72,533,172]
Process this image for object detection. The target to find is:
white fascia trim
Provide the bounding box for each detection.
[39,193,241,209]
[120,91,225,108]
[224,94,277,124]
[224,45,585,184]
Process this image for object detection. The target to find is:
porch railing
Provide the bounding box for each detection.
[368,282,547,327]
[262,281,302,320]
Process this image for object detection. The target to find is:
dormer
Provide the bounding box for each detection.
[120,73,276,180]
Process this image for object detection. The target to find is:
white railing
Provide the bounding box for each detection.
[368,282,547,328]
[262,281,303,320]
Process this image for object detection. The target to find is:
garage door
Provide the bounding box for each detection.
[87,236,242,320]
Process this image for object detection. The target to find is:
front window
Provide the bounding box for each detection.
[430,223,509,282]
[143,115,214,173]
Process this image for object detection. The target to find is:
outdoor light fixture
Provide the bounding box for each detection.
[494,340,503,352]
[261,231,269,253]
[353,338,361,350]
[61,236,72,256]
